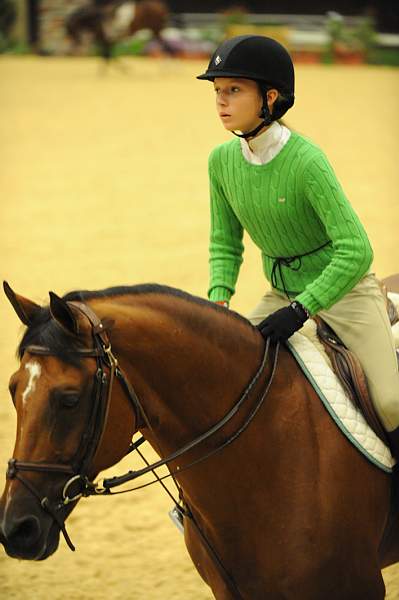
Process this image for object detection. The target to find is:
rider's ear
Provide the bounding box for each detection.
[3,281,41,326]
[49,292,80,336]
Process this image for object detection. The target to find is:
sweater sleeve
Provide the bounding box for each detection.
[296,153,373,315]
[208,154,244,302]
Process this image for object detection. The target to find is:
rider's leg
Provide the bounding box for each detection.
[248,274,399,454]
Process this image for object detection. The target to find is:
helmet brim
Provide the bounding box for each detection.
[197,70,269,82]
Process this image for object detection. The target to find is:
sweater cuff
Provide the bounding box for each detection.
[208,286,233,303]
[294,291,323,317]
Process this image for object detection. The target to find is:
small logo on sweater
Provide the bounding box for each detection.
[278,197,286,203]
[215,55,222,66]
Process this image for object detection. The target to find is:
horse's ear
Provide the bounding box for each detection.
[3,281,41,326]
[49,292,80,336]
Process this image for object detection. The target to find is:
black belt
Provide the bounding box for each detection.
[266,240,332,300]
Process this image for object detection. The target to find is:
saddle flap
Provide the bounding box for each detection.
[314,317,389,447]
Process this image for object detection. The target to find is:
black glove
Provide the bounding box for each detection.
[257,301,309,342]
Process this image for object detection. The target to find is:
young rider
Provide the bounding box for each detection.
[197,35,399,455]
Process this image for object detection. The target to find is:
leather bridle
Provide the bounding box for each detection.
[6,301,130,550]
[6,300,278,597]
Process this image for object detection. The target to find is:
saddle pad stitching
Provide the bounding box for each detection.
[287,334,394,473]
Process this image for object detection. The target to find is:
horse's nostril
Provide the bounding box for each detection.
[8,515,41,548]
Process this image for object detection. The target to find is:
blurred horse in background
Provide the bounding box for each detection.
[65,0,175,61]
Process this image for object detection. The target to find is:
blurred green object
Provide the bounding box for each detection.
[368,48,399,66]
[200,26,224,45]
[326,11,347,45]
[3,41,30,54]
[354,17,377,57]
[325,12,382,64]
[0,0,17,52]
[221,7,249,27]
[92,31,150,57]
[112,37,148,57]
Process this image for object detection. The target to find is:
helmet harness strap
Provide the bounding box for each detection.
[232,83,273,140]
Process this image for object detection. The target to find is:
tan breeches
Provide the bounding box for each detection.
[248,273,399,432]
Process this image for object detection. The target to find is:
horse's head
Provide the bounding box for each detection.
[0,283,135,560]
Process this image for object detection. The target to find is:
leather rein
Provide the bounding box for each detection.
[6,300,279,597]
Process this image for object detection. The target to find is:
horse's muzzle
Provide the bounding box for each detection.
[0,510,60,560]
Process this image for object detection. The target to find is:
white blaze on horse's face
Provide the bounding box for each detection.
[22,361,42,405]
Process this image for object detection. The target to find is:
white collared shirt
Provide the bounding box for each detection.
[240,121,291,165]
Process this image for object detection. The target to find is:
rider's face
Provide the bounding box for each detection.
[213,78,277,134]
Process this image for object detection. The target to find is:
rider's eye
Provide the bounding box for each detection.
[60,392,80,409]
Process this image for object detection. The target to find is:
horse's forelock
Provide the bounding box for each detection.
[18,306,83,367]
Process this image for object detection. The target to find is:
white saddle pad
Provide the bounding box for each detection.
[286,291,399,473]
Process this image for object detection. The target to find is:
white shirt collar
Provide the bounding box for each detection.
[240,121,291,166]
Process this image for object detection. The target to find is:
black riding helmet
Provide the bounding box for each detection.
[197,35,295,138]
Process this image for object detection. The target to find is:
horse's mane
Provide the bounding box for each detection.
[18,284,253,365]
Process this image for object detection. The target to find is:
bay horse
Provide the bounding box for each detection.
[65,0,174,60]
[1,280,399,599]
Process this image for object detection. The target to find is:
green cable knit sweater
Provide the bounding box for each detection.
[208,131,373,315]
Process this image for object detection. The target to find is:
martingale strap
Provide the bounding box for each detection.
[99,340,279,497]
[101,339,272,490]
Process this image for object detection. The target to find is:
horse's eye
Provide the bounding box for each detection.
[60,393,80,409]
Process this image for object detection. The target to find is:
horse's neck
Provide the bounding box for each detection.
[93,295,263,454]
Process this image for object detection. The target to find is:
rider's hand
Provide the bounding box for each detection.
[257,301,309,342]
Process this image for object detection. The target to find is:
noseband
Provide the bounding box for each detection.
[6,299,278,591]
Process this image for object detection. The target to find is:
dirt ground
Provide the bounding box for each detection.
[0,56,398,599]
